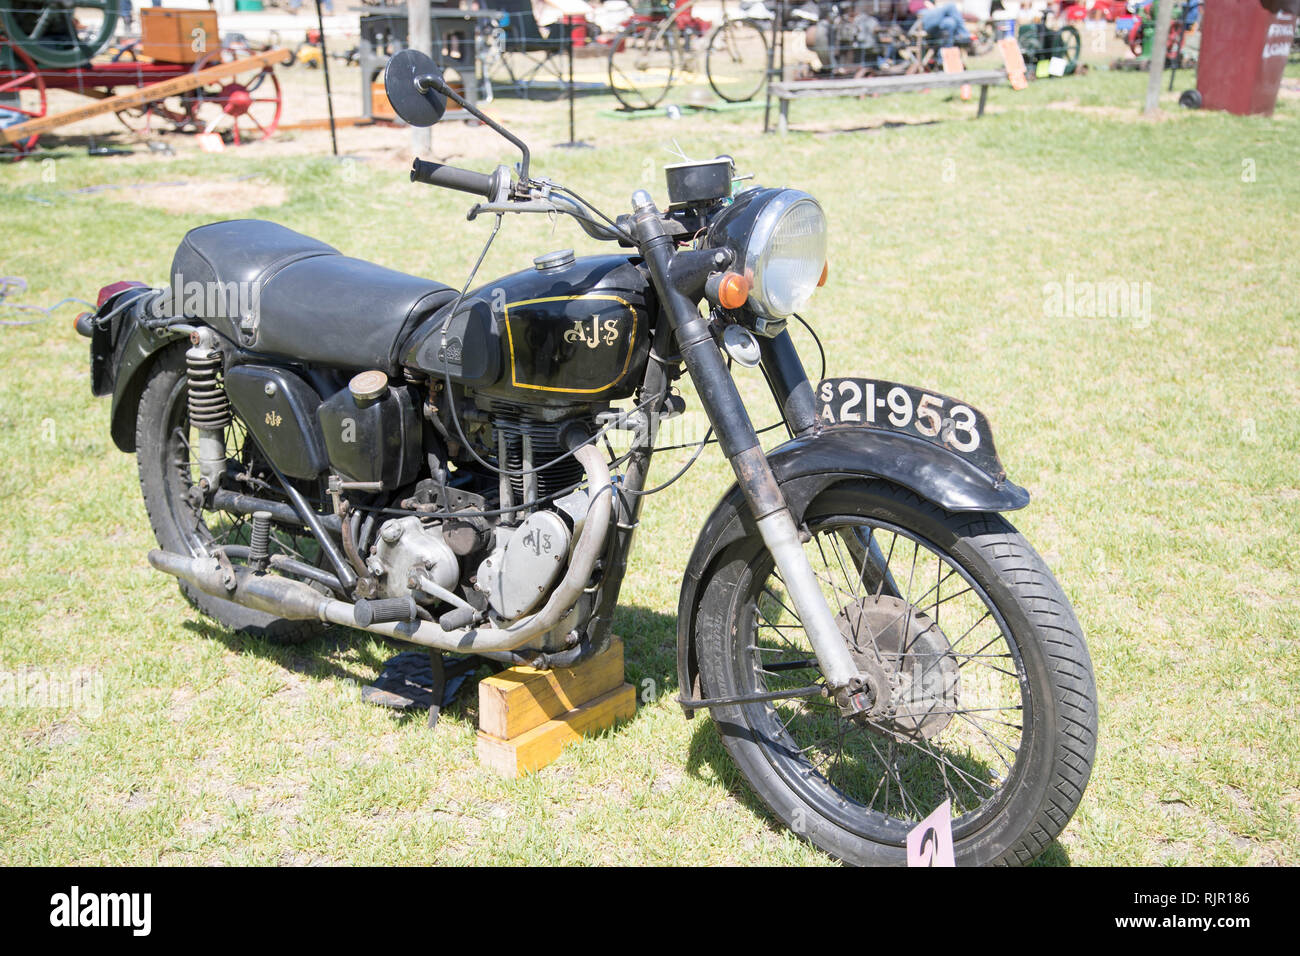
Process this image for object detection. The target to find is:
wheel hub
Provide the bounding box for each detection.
[835,594,961,740]
[219,84,253,117]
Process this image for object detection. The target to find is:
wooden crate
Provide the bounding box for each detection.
[140,9,220,65]
[476,638,634,778]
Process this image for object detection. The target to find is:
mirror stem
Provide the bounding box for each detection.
[416,73,531,184]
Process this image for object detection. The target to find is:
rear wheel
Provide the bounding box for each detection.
[135,344,328,643]
[0,36,46,159]
[694,480,1097,865]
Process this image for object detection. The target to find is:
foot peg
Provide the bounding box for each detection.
[353,596,418,627]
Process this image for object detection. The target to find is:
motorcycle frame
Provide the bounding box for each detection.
[100,58,1024,703]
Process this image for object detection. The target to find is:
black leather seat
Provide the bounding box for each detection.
[169,220,457,372]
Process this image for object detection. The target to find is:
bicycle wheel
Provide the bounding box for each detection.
[969,23,997,57]
[706,18,769,103]
[608,20,680,110]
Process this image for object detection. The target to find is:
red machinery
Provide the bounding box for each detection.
[1058,0,1131,21]
[0,6,287,159]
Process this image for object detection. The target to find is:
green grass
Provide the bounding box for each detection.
[1,63,1297,865]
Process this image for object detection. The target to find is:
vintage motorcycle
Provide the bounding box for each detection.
[78,49,1096,865]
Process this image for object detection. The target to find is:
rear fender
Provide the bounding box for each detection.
[674,426,1029,712]
[97,289,186,453]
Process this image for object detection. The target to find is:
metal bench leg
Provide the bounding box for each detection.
[977,84,989,118]
[778,98,789,135]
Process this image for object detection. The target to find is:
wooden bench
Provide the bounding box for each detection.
[769,69,1010,134]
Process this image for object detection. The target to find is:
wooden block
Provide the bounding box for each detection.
[478,638,624,741]
[476,683,636,778]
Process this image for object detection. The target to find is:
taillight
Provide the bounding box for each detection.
[96,280,147,308]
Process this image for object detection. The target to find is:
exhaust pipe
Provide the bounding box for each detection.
[148,444,614,655]
[148,549,332,620]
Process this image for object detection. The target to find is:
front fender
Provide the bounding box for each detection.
[674,426,1029,712]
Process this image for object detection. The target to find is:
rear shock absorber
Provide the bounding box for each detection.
[186,327,230,493]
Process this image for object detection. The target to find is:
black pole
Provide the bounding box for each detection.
[315,0,339,156]
[555,19,591,149]
[764,1,780,133]
[568,22,576,144]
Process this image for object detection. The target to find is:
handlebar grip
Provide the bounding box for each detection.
[410,159,496,198]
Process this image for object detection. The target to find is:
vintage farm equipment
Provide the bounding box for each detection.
[1017,13,1082,75]
[0,4,288,159]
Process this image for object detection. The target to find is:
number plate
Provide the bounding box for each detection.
[815,378,1006,480]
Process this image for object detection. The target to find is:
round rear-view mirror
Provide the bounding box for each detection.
[383,49,447,128]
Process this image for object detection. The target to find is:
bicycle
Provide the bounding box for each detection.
[606,0,772,111]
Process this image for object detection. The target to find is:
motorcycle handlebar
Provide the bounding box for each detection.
[410,160,497,199]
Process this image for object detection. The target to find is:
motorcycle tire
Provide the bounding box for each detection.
[693,479,1097,865]
[134,343,328,644]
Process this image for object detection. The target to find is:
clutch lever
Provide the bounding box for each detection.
[467,195,628,243]
[466,198,561,221]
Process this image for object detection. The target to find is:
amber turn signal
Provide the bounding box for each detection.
[717,272,750,310]
[818,261,829,287]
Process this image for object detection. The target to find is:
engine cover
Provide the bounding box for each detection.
[372,516,459,601]
[476,510,571,620]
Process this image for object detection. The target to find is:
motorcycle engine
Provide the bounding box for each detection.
[364,396,602,648]
[472,401,598,622]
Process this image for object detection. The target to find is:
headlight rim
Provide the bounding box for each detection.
[741,189,827,321]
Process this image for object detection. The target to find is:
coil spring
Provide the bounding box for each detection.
[248,511,272,569]
[185,346,231,430]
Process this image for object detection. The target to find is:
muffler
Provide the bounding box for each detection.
[148,549,331,620]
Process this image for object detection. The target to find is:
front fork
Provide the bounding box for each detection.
[629,192,869,708]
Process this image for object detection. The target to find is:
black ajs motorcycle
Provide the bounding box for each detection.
[78,50,1097,866]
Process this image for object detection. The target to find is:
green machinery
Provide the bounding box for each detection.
[0,1,119,68]
[1017,18,1082,76]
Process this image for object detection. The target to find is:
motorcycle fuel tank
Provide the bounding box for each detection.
[403,254,654,402]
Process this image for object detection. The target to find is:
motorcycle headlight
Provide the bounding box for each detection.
[710,188,828,323]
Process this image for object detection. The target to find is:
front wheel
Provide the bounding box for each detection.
[608,20,680,111]
[706,19,769,103]
[693,480,1097,865]
[1128,22,1145,57]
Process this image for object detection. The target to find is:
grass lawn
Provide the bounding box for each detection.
[0,59,1297,865]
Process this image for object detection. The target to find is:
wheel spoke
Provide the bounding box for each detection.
[29,8,54,40]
